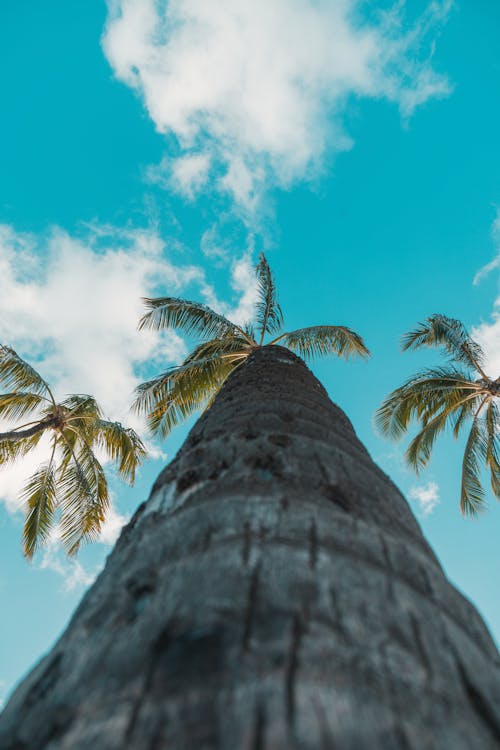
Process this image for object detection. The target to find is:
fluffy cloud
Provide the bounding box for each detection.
[103,0,452,211]
[409,481,440,515]
[0,223,257,543]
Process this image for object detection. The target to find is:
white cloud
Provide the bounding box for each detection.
[409,481,440,515]
[0,222,258,522]
[103,0,452,211]
[98,502,129,546]
[38,534,98,591]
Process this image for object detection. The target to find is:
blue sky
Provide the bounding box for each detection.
[1,0,500,706]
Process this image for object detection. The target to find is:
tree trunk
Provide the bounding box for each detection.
[1,346,499,749]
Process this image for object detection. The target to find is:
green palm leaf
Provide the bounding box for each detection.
[402,315,486,375]
[138,297,245,341]
[484,402,500,499]
[256,253,283,342]
[0,431,44,466]
[21,444,58,559]
[0,346,54,401]
[376,367,480,439]
[273,325,369,361]
[95,420,147,484]
[460,413,488,516]
[0,392,46,421]
[58,442,109,555]
[143,354,242,437]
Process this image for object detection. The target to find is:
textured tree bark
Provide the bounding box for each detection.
[1,346,500,750]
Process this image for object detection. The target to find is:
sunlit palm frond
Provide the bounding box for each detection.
[484,401,500,499]
[256,254,283,342]
[376,367,480,439]
[273,325,369,361]
[460,413,488,516]
[0,430,44,466]
[405,392,481,473]
[21,444,58,559]
[141,354,243,437]
[58,442,109,555]
[133,334,250,418]
[95,420,147,484]
[183,334,252,364]
[0,346,54,401]
[402,315,486,375]
[0,392,45,422]
[138,297,243,341]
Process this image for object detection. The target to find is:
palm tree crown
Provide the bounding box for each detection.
[376,314,500,516]
[0,346,147,558]
[134,253,369,437]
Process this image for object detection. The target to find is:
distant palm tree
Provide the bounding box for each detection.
[134,253,369,436]
[376,314,500,516]
[0,345,147,558]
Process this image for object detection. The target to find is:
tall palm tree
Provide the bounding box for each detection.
[376,314,500,516]
[0,345,147,558]
[134,253,369,435]
[2,344,499,748]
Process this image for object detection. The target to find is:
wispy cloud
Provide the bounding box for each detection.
[472,210,500,377]
[103,0,452,213]
[409,481,440,515]
[473,208,500,286]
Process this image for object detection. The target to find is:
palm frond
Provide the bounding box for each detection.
[376,367,480,439]
[138,297,244,341]
[135,353,243,437]
[94,420,147,484]
[255,254,283,342]
[0,430,44,466]
[402,315,486,375]
[0,392,45,422]
[405,393,480,473]
[460,414,488,516]
[58,442,109,555]
[272,325,369,361]
[21,447,58,559]
[484,401,500,499]
[0,346,54,401]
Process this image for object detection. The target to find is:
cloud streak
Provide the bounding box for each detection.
[103,0,452,212]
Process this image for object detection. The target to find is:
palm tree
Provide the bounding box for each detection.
[0,345,147,558]
[133,253,369,436]
[376,314,500,516]
[2,344,499,748]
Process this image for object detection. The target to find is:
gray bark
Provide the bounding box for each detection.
[1,346,499,749]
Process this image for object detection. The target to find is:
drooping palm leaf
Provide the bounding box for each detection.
[376,367,481,439]
[94,420,147,484]
[21,443,58,559]
[484,402,500,499]
[58,441,110,555]
[460,413,488,516]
